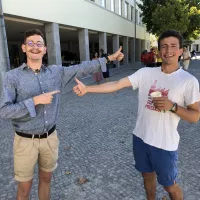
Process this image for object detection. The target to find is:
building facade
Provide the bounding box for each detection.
[1,0,149,73]
[190,39,200,52]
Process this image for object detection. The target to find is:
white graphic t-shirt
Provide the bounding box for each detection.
[128,67,200,151]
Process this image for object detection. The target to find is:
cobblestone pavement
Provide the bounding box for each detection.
[1,59,200,200]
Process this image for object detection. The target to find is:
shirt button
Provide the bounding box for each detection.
[44,111,46,114]
[45,121,48,123]
[43,92,45,94]
[40,82,42,84]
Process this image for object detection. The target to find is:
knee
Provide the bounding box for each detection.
[164,183,181,195]
[164,185,174,193]
[142,172,156,181]
[164,184,176,194]
[39,173,52,184]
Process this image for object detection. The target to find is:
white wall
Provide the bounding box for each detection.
[2,0,147,40]
[193,39,200,45]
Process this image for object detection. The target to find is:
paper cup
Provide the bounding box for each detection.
[150,91,165,113]
[150,91,162,98]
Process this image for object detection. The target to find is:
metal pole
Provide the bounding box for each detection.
[0,0,10,92]
[133,0,136,62]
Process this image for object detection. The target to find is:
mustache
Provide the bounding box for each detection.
[29,49,41,53]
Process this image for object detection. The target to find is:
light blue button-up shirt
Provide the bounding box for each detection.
[0,58,107,134]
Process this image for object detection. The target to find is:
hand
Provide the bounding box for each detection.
[33,90,60,105]
[108,46,124,62]
[73,78,87,96]
[152,97,173,111]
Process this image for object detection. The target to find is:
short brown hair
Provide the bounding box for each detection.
[158,30,183,50]
[24,28,45,44]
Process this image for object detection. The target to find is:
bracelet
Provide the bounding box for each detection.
[105,55,110,62]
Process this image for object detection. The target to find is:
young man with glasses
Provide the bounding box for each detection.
[73,30,200,200]
[0,28,124,200]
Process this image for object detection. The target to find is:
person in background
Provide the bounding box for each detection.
[146,48,156,67]
[155,47,162,67]
[191,50,197,59]
[100,48,110,82]
[182,46,191,71]
[92,52,103,84]
[141,50,149,67]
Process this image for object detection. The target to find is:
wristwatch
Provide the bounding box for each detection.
[170,103,178,113]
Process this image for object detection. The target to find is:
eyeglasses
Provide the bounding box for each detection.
[25,41,44,47]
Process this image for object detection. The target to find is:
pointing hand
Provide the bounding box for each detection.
[33,90,60,105]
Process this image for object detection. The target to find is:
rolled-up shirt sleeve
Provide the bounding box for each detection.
[61,57,107,86]
[0,73,36,119]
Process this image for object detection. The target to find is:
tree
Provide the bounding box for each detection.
[183,5,200,39]
[138,0,165,35]
[184,0,200,9]
[138,0,200,40]
[152,1,189,34]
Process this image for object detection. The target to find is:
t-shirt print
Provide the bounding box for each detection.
[145,80,170,112]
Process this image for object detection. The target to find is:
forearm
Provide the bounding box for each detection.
[175,105,199,123]
[76,59,105,77]
[0,98,36,119]
[63,58,107,85]
[86,81,120,93]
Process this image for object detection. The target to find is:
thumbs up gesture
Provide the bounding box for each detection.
[73,78,87,96]
[108,46,124,62]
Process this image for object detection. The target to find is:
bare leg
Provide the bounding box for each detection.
[142,172,156,200]
[164,184,183,200]
[16,180,33,200]
[38,169,52,200]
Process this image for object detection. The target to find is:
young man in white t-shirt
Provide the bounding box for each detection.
[73,30,200,200]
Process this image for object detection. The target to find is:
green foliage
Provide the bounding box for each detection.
[152,1,189,34]
[184,6,200,39]
[183,0,200,9]
[138,0,200,40]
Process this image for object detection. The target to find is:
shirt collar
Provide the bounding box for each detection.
[20,63,48,71]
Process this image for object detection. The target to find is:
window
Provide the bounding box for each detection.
[130,6,133,21]
[139,12,143,25]
[119,0,122,15]
[125,2,128,18]
[100,0,106,7]
[111,0,115,12]
[136,9,138,24]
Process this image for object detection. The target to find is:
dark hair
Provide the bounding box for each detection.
[93,52,98,58]
[158,30,183,50]
[24,28,45,44]
[100,49,104,53]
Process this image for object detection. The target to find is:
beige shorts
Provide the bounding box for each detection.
[13,130,59,182]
